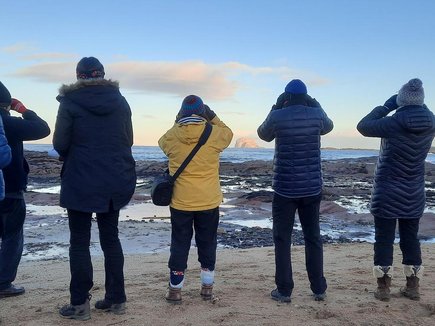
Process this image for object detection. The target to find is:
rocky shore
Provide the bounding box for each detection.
[21,151,435,258]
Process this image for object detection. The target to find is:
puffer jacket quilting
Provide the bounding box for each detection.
[357,104,435,219]
[258,104,333,198]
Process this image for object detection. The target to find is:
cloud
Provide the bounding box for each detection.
[20,53,77,61]
[1,43,36,54]
[110,61,238,100]
[13,62,76,83]
[11,59,328,100]
[219,62,329,85]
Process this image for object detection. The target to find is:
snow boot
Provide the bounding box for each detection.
[400,265,423,301]
[373,266,392,301]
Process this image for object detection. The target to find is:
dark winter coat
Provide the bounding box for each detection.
[357,104,435,219]
[257,95,334,198]
[0,116,12,200]
[53,79,136,213]
[0,109,50,195]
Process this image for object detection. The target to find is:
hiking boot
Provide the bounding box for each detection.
[95,299,126,315]
[313,292,327,301]
[165,286,182,304]
[59,298,91,320]
[0,284,25,298]
[200,284,213,300]
[373,266,392,302]
[400,265,423,301]
[271,288,291,303]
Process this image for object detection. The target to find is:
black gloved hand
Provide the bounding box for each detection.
[383,94,398,111]
[306,95,321,107]
[203,105,216,121]
[275,92,287,109]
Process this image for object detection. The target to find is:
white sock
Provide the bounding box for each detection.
[169,279,184,289]
[201,269,215,285]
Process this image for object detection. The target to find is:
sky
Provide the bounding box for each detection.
[2,0,435,149]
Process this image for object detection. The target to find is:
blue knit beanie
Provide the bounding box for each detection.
[0,81,11,108]
[285,79,307,94]
[178,95,205,118]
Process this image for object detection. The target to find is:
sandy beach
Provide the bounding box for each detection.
[1,243,435,325]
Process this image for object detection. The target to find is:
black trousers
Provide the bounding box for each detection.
[68,208,125,305]
[0,198,26,290]
[272,192,327,296]
[168,207,220,272]
[374,216,421,266]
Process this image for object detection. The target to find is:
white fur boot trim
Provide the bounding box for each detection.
[403,265,424,280]
[373,265,393,278]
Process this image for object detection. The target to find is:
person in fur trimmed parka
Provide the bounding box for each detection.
[54,57,136,320]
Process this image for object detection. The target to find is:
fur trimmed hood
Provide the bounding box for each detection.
[57,78,126,116]
[58,78,119,96]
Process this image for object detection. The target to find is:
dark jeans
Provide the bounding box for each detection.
[68,208,125,305]
[272,192,327,296]
[168,207,220,272]
[374,216,421,266]
[0,198,26,290]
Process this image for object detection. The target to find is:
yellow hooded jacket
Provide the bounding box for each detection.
[158,115,233,211]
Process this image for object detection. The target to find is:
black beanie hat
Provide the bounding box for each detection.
[0,81,12,108]
[76,57,105,80]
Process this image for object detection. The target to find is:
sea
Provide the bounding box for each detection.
[20,143,435,259]
[24,143,435,164]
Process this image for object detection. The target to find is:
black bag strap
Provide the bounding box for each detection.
[171,122,212,181]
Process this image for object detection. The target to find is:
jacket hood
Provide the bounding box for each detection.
[174,118,207,145]
[57,79,123,115]
[395,105,435,134]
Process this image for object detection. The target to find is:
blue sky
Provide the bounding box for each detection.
[2,0,435,149]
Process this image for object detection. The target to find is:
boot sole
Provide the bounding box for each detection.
[0,292,25,298]
[96,307,126,315]
[60,314,91,321]
[95,304,126,315]
[201,294,214,301]
[374,294,390,302]
[401,293,420,301]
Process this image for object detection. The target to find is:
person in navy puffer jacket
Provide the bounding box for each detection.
[357,78,435,302]
[258,79,333,303]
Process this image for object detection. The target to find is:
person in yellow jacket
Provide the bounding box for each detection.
[158,95,233,303]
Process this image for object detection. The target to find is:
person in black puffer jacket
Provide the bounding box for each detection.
[357,78,435,302]
[258,79,333,303]
[54,57,136,320]
[0,81,50,298]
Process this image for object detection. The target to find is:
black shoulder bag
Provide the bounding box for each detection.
[151,123,212,206]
